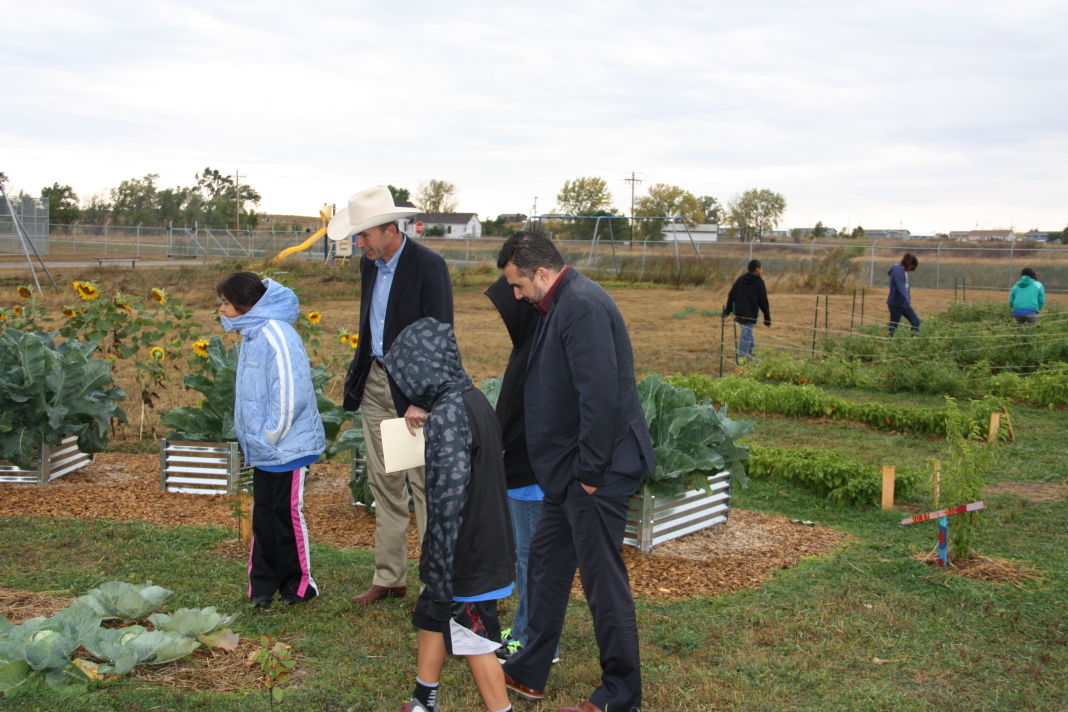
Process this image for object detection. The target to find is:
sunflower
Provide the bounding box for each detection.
[192,339,210,358]
[63,306,79,318]
[113,296,132,312]
[339,333,350,344]
[150,288,167,305]
[0,313,6,321]
[12,305,23,316]
[347,333,360,348]
[149,346,166,360]
[16,286,31,299]
[73,281,100,301]
[307,311,322,324]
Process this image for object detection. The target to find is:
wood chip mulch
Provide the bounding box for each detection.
[0,453,852,600]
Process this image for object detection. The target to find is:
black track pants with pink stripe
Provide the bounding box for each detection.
[248,467,318,601]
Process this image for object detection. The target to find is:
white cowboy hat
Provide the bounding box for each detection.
[327,186,420,241]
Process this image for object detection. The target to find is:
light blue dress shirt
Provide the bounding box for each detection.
[370,235,408,359]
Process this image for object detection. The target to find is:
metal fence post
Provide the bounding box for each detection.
[159,438,168,491]
[936,243,941,289]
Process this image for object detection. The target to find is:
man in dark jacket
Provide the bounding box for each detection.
[496,233,655,712]
[385,317,516,712]
[485,272,555,662]
[722,259,771,363]
[328,186,454,605]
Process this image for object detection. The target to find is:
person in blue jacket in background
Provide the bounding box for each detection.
[887,253,920,336]
[1009,267,1046,327]
[218,272,326,609]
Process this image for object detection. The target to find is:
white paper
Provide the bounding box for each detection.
[380,417,425,473]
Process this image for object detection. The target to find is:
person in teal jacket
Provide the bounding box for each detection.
[1009,268,1046,327]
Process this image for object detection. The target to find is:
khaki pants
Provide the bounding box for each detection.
[361,361,427,588]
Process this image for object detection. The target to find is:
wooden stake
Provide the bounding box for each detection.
[881,466,895,510]
[238,491,253,547]
[988,411,1001,441]
[811,295,819,355]
[932,460,940,507]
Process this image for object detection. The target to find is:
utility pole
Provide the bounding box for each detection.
[234,169,244,230]
[624,171,642,246]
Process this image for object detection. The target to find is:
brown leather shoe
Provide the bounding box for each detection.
[352,584,406,604]
[503,672,543,701]
[556,702,601,712]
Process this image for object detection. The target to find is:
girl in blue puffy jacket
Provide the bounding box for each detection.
[218,272,326,609]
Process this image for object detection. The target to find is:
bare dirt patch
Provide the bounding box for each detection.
[0,454,850,600]
[984,481,1066,502]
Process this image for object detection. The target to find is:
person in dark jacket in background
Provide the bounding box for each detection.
[485,271,557,664]
[722,259,772,363]
[1009,267,1045,327]
[887,253,920,336]
[497,232,655,712]
[384,317,516,712]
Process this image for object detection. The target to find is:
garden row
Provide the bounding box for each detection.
[667,374,1007,438]
[753,301,1068,405]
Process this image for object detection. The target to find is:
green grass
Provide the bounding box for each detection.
[2,483,1065,711]
[2,271,1068,710]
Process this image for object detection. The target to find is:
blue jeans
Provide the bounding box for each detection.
[737,321,755,361]
[508,497,543,646]
[887,305,920,335]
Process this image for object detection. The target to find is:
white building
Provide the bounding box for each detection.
[661,223,719,242]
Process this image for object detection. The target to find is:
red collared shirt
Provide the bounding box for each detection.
[536,266,569,316]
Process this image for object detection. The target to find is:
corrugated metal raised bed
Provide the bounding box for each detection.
[159,439,248,495]
[0,435,92,485]
[624,471,731,553]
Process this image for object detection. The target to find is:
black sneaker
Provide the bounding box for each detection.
[281,590,317,605]
[496,636,522,662]
[251,595,272,609]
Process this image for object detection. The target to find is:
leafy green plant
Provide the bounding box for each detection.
[148,607,239,650]
[0,330,126,468]
[82,625,200,674]
[747,445,920,507]
[670,374,1006,438]
[247,634,297,708]
[638,374,755,497]
[75,581,173,621]
[940,398,1000,561]
[160,336,239,441]
[0,582,237,699]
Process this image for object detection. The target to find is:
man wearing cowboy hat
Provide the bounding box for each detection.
[329,185,454,605]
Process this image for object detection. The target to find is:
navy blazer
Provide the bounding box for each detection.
[523,269,655,501]
[343,236,453,413]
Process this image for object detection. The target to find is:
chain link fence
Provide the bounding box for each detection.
[0,194,49,256]
[2,222,1065,294]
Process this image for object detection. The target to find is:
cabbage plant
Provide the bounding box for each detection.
[0,330,126,468]
[148,607,239,649]
[83,626,199,675]
[75,581,173,621]
[638,374,755,497]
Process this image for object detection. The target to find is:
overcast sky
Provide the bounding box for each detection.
[3,0,1065,234]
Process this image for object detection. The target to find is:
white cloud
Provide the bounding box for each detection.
[2,0,1066,233]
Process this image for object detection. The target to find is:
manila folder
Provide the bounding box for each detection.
[380,417,425,473]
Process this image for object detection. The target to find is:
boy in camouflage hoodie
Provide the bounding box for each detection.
[383,317,516,712]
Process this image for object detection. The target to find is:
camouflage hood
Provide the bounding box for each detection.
[384,317,473,411]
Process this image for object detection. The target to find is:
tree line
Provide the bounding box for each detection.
[36,168,263,230]
[550,176,787,242]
